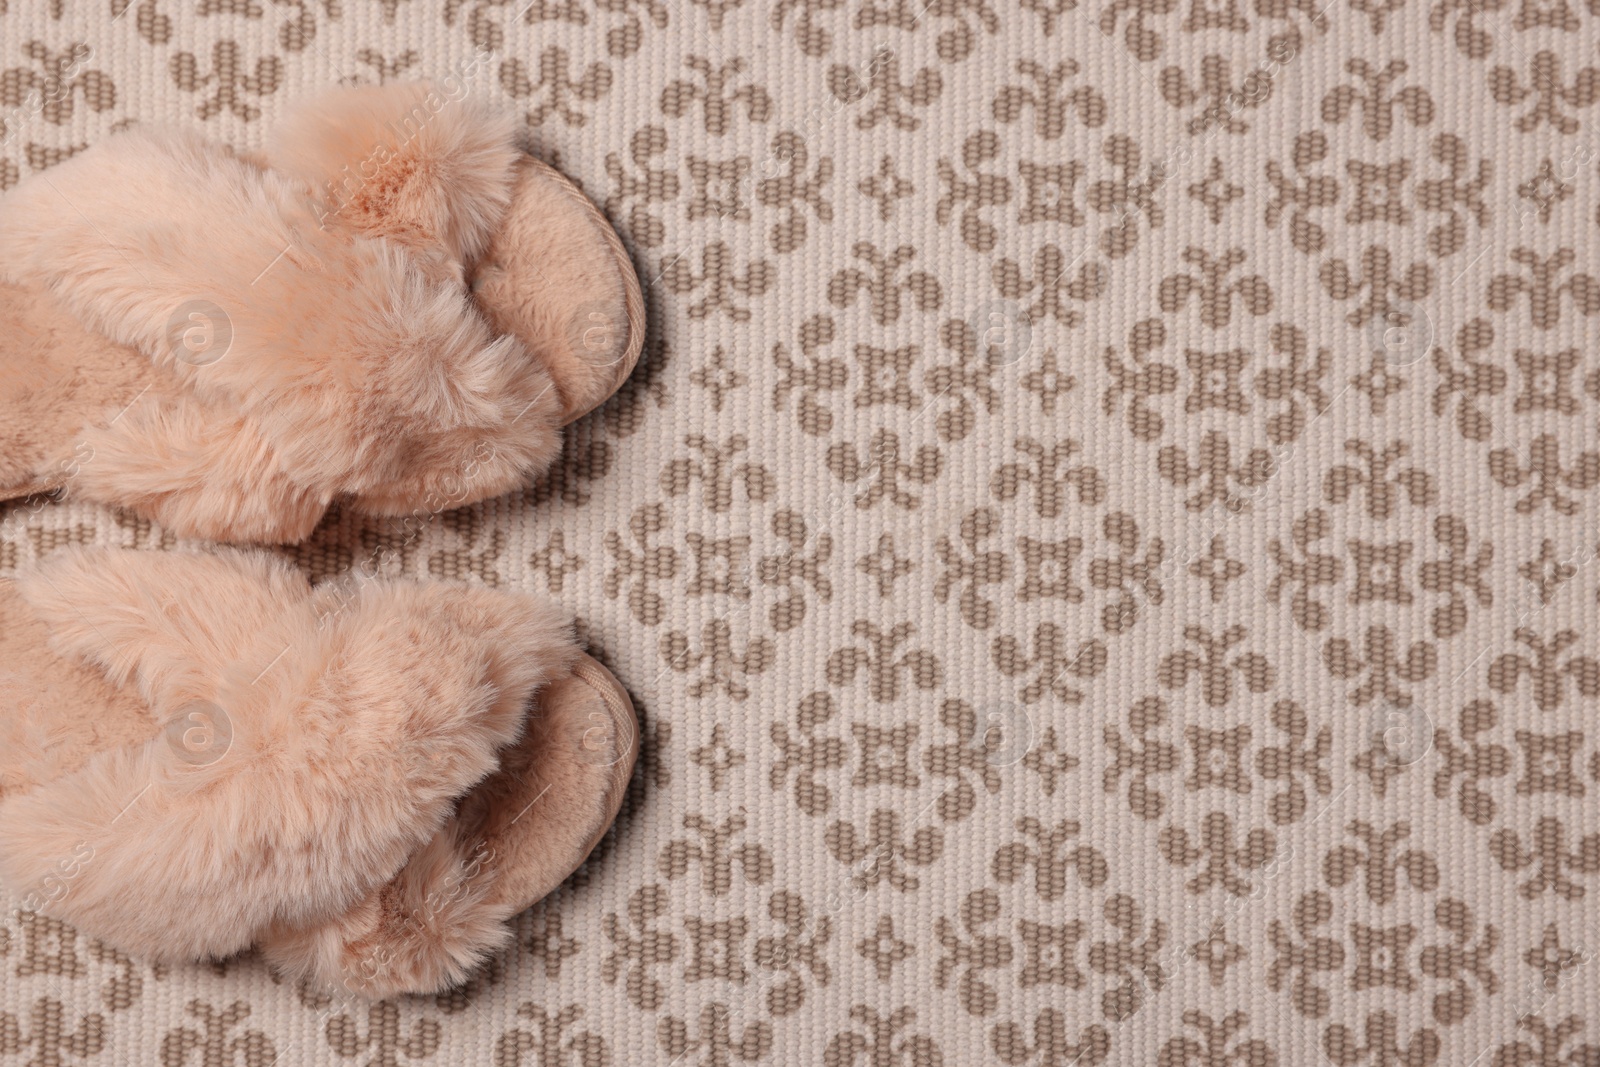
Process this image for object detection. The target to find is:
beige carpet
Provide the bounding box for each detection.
[4,0,1600,1063]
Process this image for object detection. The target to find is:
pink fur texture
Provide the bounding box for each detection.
[265,80,521,271]
[259,815,516,997]
[72,391,332,544]
[0,548,576,965]
[0,92,560,542]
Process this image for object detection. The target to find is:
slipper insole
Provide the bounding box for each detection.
[454,655,636,912]
[0,581,154,799]
[469,158,645,426]
[0,282,159,500]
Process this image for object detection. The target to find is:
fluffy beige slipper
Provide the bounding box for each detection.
[0,547,636,997]
[0,80,644,543]
[257,656,636,997]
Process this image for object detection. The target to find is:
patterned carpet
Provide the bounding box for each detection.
[3,0,1600,1063]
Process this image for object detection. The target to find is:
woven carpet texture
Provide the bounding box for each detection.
[2,0,1600,1063]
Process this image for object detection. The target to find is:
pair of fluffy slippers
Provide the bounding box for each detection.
[0,79,643,544]
[0,82,643,997]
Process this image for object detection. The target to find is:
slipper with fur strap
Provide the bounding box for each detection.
[0,547,636,995]
[0,80,644,543]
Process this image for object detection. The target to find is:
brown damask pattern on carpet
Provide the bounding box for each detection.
[3,0,1600,1063]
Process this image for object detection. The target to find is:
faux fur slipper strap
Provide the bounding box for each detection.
[265,81,647,432]
[0,547,578,966]
[0,81,643,542]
